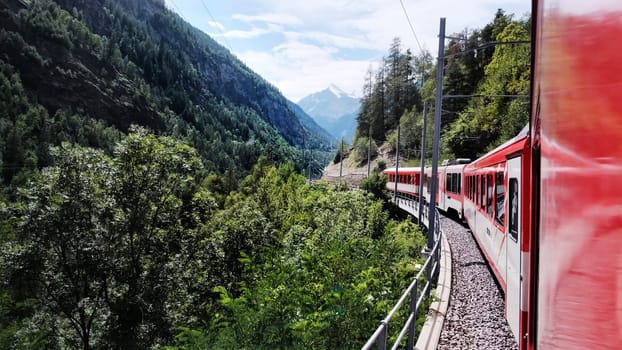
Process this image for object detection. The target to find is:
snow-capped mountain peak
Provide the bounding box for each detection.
[327,84,346,97]
[326,84,357,99]
[297,85,361,142]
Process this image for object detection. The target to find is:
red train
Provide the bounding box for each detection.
[384,0,622,348]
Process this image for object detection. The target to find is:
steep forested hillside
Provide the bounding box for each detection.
[0,0,334,191]
[351,10,530,165]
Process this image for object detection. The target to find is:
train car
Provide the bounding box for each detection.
[463,125,530,343]
[528,0,622,349]
[437,159,469,218]
[383,167,421,200]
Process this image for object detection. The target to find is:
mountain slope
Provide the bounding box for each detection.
[0,0,333,186]
[298,84,360,141]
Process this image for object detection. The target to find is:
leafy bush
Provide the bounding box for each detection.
[353,136,378,165]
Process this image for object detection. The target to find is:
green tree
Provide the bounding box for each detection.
[3,129,212,349]
[444,19,530,159]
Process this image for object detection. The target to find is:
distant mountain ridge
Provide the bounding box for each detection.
[298,84,360,142]
[0,0,334,184]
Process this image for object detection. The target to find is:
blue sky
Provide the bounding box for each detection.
[164,0,530,102]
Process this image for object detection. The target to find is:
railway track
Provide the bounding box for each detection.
[437,214,517,350]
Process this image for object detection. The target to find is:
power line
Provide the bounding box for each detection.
[398,0,424,54]
[199,0,232,50]
[167,0,188,22]
[443,40,530,59]
[443,94,528,99]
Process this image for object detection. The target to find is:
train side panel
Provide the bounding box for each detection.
[533,0,622,348]
[463,133,530,344]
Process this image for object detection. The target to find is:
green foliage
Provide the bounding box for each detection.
[353,137,378,165]
[1,129,427,349]
[332,140,350,164]
[0,0,332,196]
[444,19,531,159]
[353,10,530,164]
[2,130,214,349]
[360,166,388,202]
[356,38,426,145]
[194,187,425,350]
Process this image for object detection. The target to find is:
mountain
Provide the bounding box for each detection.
[298,84,360,142]
[0,0,334,187]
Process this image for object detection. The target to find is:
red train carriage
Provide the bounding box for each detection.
[528,0,622,349]
[463,125,530,344]
[438,159,469,219]
[383,167,421,200]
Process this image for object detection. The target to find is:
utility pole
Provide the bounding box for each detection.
[427,17,446,252]
[367,125,372,177]
[308,149,312,184]
[393,124,401,203]
[339,139,344,185]
[418,102,428,227]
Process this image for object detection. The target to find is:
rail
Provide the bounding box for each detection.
[361,195,443,350]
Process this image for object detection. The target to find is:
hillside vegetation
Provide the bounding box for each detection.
[344,10,530,168]
[0,130,424,349]
[0,1,430,349]
[0,0,334,194]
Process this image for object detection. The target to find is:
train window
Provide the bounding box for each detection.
[487,174,493,216]
[495,172,505,226]
[480,175,485,209]
[445,174,451,192]
[450,174,454,193]
[477,175,481,204]
[457,174,461,194]
[509,178,519,241]
[470,176,474,199]
[469,176,473,200]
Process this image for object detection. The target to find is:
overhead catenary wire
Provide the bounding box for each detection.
[398,0,425,55]
[167,0,188,22]
[199,0,232,51]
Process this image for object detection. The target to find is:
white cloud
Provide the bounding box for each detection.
[166,0,531,101]
[284,31,376,50]
[232,13,303,26]
[238,39,372,102]
[207,20,225,31]
[214,27,272,39]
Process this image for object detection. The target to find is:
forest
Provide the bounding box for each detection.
[1,129,423,349]
[352,10,530,164]
[0,0,423,348]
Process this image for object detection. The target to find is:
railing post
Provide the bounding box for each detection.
[406,280,419,350]
[378,321,388,350]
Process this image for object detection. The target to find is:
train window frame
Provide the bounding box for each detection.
[457,174,461,194]
[509,178,519,242]
[487,173,493,217]
[476,175,480,206]
[445,174,451,192]
[470,176,473,199]
[480,175,485,209]
[473,175,478,206]
[495,172,505,227]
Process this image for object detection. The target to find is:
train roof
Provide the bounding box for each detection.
[383,167,421,173]
[467,124,529,169]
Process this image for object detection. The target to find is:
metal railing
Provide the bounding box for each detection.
[362,196,443,350]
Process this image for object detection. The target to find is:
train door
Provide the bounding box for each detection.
[506,156,521,341]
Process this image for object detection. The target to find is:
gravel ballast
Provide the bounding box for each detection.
[437,215,518,350]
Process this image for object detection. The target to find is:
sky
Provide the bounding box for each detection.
[164,0,531,102]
